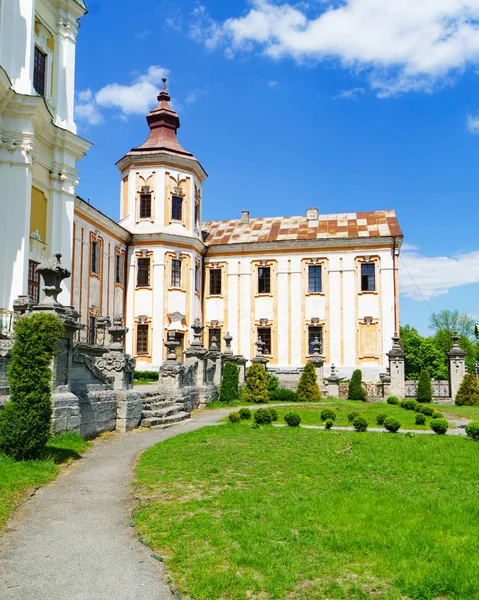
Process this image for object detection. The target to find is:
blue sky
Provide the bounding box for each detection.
[74,0,479,335]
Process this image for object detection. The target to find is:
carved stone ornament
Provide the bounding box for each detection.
[191,319,205,347]
[223,331,233,355]
[160,362,184,378]
[96,356,124,373]
[36,253,71,307]
[108,315,128,352]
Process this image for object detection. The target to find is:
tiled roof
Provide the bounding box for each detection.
[203,210,402,246]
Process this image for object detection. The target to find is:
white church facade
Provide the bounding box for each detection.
[0,1,403,379]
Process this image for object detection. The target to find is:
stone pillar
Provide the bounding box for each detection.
[379,368,392,400]
[387,332,405,400]
[308,337,324,383]
[159,332,185,395]
[95,316,135,392]
[184,320,209,407]
[448,332,466,402]
[325,364,341,399]
[251,338,269,367]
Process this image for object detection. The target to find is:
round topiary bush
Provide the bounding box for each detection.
[432,411,444,419]
[284,412,301,427]
[268,408,278,422]
[353,416,368,432]
[376,413,388,426]
[415,413,426,425]
[297,363,321,402]
[401,399,418,411]
[348,411,360,422]
[455,373,479,406]
[325,418,334,429]
[239,407,252,420]
[348,369,367,401]
[384,417,401,433]
[254,408,273,425]
[219,362,240,403]
[320,408,336,422]
[228,412,241,423]
[430,418,448,435]
[420,405,435,417]
[269,388,298,402]
[387,396,400,405]
[417,370,433,403]
[242,363,270,404]
[465,421,479,440]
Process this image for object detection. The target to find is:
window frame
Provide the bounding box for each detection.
[28,260,40,303]
[195,262,201,294]
[91,240,100,275]
[33,45,47,97]
[171,258,182,288]
[208,328,222,350]
[257,327,272,356]
[209,268,222,296]
[308,325,323,356]
[171,195,183,221]
[308,264,322,294]
[88,315,97,346]
[360,263,376,292]
[136,323,149,356]
[115,253,124,285]
[258,266,271,295]
[139,192,152,220]
[137,257,151,288]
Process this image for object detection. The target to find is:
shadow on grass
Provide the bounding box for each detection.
[42,446,83,464]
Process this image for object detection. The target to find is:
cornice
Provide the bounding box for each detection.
[128,231,206,254]
[116,151,208,183]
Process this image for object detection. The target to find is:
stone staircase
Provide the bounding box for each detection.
[139,391,191,428]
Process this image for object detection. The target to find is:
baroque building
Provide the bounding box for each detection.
[0,0,90,311]
[72,80,403,379]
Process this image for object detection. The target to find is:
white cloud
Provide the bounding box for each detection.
[337,87,365,99]
[399,248,479,300]
[185,86,208,104]
[467,111,479,133]
[267,79,279,88]
[193,0,479,95]
[75,66,170,126]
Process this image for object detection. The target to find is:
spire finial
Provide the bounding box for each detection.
[158,77,170,102]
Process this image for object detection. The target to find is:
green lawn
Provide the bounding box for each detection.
[440,404,479,421]
[135,424,479,599]
[0,433,89,529]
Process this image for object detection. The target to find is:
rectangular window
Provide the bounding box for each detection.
[171,259,182,287]
[361,263,376,292]
[115,254,123,285]
[258,266,271,294]
[136,324,149,355]
[208,328,221,350]
[88,316,96,345]
[308,326,323,355]
[33,46,46,96]
[209,269,222,296]
[195,263,201,293]
[195,202,200,229]
[91,241,99,274]
[28,260,40,303]
[139,193,152,219]
[137,257,150,287]
[172,196,183,221]
[257,327,272,355]
[308,265,322,293]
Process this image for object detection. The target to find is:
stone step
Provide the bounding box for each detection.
[140,411,190,428]
[142,399,177,411]
[141,404,184,419]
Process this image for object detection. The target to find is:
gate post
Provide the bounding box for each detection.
[448,332,466,402]
[387,332,405,400]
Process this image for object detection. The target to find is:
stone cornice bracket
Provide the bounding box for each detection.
[57,16,79,40]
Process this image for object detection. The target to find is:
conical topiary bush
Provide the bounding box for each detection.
[348,369,367,401]
[455,373,479,406]
[416,370,432,403]
[242,363,269,403]
[219,361,240,403]
[297,363,321,402]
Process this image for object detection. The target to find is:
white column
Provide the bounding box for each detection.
[54,15,78,132]
[6,0,35,94]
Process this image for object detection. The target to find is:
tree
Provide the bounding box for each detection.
[455,373,479,406]
[219,362,239,403]
[400,325,448,380]
[429,309,475,340]
[0,313,64,460]
[434,330,479,375]
[242,363,269,403]
[348,369,367,401]
[297,363,321,402]
[416,370,433,403]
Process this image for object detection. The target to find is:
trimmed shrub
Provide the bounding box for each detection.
[320,408,336,422]
[251,422,261,430]
[455,373,479,406]
[0,313,64,460]
[348,411,361,422]
[376,413,388,426]
[269,388,298,403]
[419,405,435,417]
[401,399,418,411]
[297,363,321,402]
[267,375,280,392]
[254,408,272,425]
[325,418,334,429]
[415,413,426,425]
[228,412,241,423]
[348,369,367,401]
[384,417,401,433]
[353,416,368,432]
[242,363,270,404]
[465,421,479,440]
[239,407,252,420]
[416,370,433,403]
[284,412,301,427]
[268,408,278,422]
[219,362,240,403]
[430,418,448,435]
[387,396,400,405]
[432,411,444,419]
[134,370,159,383]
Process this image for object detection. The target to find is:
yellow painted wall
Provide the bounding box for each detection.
[30,187,48,242]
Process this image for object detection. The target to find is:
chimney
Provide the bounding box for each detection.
[306,207,318,221]
[241,210,250,225]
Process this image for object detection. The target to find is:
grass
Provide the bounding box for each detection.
[0,432,89,529]
[135,424,479,599]
[441,404,479,421]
